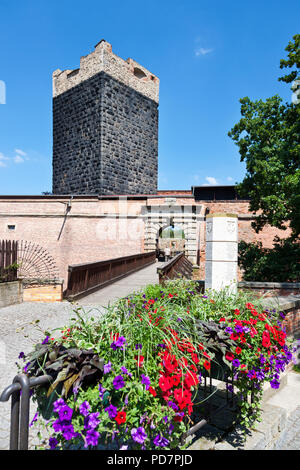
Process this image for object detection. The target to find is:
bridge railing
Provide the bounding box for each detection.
[0,374,53,450]
[157,252,193,284]
[65,251,156,300]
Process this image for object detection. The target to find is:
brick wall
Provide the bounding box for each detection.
[0,196,293,291]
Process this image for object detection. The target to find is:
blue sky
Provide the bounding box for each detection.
[0,0,298,194]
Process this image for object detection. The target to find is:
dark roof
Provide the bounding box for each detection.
[191,185,248,201]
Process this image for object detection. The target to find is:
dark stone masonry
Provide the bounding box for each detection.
[52,41,159,195]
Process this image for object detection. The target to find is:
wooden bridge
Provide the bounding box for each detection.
[66,251,194,305]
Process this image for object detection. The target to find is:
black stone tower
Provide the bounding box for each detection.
[52,40,159,195]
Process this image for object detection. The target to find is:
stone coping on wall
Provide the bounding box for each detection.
[239,281,300,290]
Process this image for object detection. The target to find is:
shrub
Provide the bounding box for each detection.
[17,280,296,450]
[238,237,300,282]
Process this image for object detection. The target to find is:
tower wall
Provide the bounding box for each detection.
[52,40,159,195]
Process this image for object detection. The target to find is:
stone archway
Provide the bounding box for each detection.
[141,202,202,265]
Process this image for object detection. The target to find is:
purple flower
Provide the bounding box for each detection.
[58,404,73,422]
[53,398,65,413]
[111,336,127,351]
[141,374,151,390]
[23,362,31,373]
[85,429,100,448]
[104,361,112,374]
[121,366,132,377]
[232,359,240,368]
[105,404,118,420]
[135,343,142,350]
[79,401,90,417]
[167,401,179,411]
[113,375,125,390]
[120,445,128,450]
[225,327,233,334]
[98,383,106,399]
[270,378,280,389]
[29,412,38,427]
[235,325,243,334]
[52,419,64,433]
[84,412,100,430]
[49,437,58,449]
[131,426,147,445]
[168,423,174,435]
[42,336,49,344]
[153,434,170,447]
[18,351,25,360]
[62,423,77,441]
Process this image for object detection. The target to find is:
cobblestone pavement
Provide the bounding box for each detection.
[273,406,300,450]
[0,301,105,449]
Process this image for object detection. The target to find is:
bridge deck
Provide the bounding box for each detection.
[77,260,162,306]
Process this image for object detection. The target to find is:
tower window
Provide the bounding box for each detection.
[7,224,16,231]
[133,67,147,79]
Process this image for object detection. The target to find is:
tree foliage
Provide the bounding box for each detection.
[238,237,300,282]
[228,35,300,238]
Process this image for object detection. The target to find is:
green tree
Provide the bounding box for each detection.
[228,35,300,238]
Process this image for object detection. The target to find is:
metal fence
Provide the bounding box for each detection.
[0,240,18,282]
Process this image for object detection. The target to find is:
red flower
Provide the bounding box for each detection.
[184,371,199,388]
[262,331,271,348]
[235,347,242,355]
[225,352,234,361]
[250,327,258,337]
[234,309,240,315]
[159,375,172,392]
[191,353,200,364]
[135,355,144,367]
[170,374,181,387]
[203,360,211,370]
[148,386,157,397]
[230,333,239,341]
[246,303,254,309]
[219,317,226,323]
[115,411,126,425]
[173,388,185,403]
[163,353,178,373]
[173,414,184,422]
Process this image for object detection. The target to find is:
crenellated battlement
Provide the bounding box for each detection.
[52,39,159,103]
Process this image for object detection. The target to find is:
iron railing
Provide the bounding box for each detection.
[65,251,157,300]
[0,371,251,450]
[157,252,193,284]
[0,374,52,450]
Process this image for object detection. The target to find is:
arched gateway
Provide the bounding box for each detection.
[141,202,202,266]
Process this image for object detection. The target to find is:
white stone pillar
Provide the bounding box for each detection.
[205,213,238,293]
